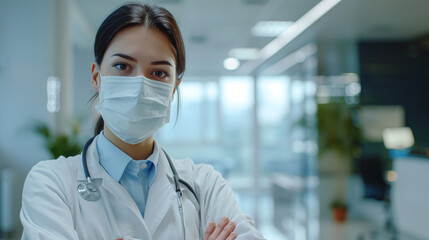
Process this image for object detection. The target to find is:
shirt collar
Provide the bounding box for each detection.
[96,131,159,182]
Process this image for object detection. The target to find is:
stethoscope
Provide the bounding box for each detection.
[77,137,200,240]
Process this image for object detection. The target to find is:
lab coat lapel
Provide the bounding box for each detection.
[84,137,150,235]
[144,150,176,235]
[85,137,135,203]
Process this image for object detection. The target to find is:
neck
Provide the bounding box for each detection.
[103,126,154,160]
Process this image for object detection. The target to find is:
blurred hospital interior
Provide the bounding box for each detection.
[1,0,429,239]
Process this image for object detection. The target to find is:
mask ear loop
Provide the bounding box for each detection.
[171,78,180,102]
[87,71,102,104]
[172,79,181,127]
[98,72,102,84]
[97,72,103,94]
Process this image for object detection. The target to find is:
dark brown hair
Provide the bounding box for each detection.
[92,3,185,136]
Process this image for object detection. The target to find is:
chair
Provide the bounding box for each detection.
[359,155,389,201]
[357,155,397,240]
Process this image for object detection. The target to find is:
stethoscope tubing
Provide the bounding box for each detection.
[82,136,95,179]
[80,137,200,239]
[81,137,198,201]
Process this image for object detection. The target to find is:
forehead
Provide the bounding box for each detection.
[105,26,176,63]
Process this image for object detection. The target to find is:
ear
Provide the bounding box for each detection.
[91,62,100,91]
[173,78,182,95]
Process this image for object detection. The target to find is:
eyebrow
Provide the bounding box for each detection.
[111,53,137,62]
[111,53,172,67]
[151,60,172,67]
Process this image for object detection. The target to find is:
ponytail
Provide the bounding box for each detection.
[94,116,104,136]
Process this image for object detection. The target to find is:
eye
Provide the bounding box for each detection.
[151,70,168,79]
[113,63,130,71]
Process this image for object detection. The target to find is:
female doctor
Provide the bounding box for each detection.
[20,3,265,240]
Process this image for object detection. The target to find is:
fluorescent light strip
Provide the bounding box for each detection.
[261,43,317,75]
[251,21,294,37]
[239,0,342,74]
[70,1,95,42]
[229,48,260,60]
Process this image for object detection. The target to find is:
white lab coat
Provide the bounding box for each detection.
[20,136,265,240]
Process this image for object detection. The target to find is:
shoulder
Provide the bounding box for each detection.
[35,154,80,169]
[28,154,81,177]
[171,157,220,181]
[24,154,82,193]
[171,157,226,197]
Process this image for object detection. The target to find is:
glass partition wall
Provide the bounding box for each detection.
[156,69,319,239]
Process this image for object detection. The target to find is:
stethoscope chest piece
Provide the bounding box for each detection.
[78,178,102,201]
[79,138,200,240]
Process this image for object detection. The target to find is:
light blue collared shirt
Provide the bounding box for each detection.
[96,131,158,217]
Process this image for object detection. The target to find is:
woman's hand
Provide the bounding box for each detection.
[203,217,237,240]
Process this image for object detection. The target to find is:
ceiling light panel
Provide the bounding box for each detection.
[229,48,260,60]
[252,21,294,37]
[223,58,240,70]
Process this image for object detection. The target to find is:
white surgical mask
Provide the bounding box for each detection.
[95,74,174,144]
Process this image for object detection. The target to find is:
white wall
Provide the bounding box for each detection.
[72,45,97,139]
[393,157,429,239]
[0,0,97,236]
[0,0,58,237]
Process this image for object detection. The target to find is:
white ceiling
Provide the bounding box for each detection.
[72,0,429,77]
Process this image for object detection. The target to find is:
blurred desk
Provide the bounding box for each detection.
[392,157,429,239]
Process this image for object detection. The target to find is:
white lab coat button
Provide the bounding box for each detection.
[141,163,147,169]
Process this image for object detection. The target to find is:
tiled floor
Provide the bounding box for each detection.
[236,191,420,240]
[320,220,422,240]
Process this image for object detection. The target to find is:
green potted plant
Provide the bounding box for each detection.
[317,100,361,222]
[33,120,83,159]
[331,199,348,223]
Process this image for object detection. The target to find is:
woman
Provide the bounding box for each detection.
[20,3,265,240]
